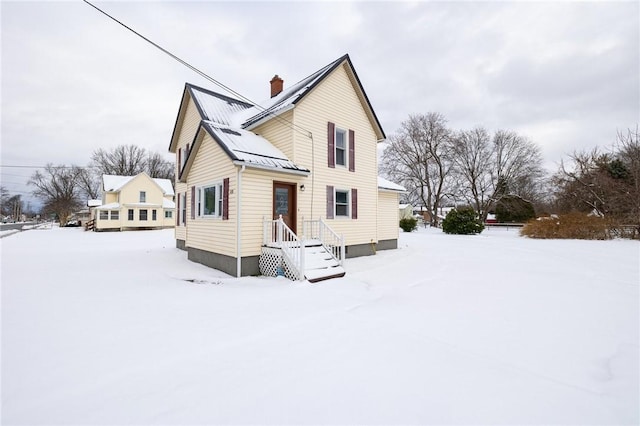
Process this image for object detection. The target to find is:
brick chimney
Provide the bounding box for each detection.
[270,74,283,98]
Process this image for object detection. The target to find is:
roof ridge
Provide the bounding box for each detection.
[186,82,254,108]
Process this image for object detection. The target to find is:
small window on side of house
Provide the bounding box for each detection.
[335,128,347,167]
[198,183,223,218]
[165,211,172,219]
[139,209,148,221]
[128,209,134,221]
[140,191,146,203]
[335,189,349,217]
[110,210,119,220]
[99,210,108,220]
[152,209,157,221]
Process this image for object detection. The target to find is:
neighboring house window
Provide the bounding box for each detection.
[99,210,108,220]
[140,191,146,203]
[335,189,350,217]
[326,186,358,220]
[139,209,148,221]
[165,211,172,219]
[110,210,119,220]
[335,128,347,167]
[128,209,134,221]
[197,182,224,218]
[152,209,157,221]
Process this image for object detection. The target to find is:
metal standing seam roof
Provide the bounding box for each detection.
[201,122,310,173]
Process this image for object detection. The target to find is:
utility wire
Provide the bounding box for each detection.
[82,0,312,138]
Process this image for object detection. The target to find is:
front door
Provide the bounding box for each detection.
[273,182,296,234]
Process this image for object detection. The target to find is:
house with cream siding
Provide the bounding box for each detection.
[168,54,404,281]
[93,173,175,231]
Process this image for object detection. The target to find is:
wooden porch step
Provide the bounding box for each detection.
[305,265,346,283]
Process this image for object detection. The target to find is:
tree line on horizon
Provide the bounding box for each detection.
[1,145,173,225]
[380,113,639,234]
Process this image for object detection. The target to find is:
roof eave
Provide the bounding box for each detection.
[232,160,310,176]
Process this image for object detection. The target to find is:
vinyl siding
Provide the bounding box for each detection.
[185,133,237,257]
[377,190,400,242]
[173,95,202,241]
[96,174,172,230]
[292,63,379,247]
[104,192,118,204]
[239,169,303,257]
[252,110,294,160]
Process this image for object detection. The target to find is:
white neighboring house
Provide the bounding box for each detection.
[93,173,175,231]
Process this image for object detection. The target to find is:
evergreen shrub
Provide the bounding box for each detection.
[442,207,484,235]
[399,217,418,232]
[495,195,536,223]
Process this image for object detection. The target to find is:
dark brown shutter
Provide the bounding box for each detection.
[176,194,180,226]
[328,122,335,168]
[326,185,334,219]
[351,188,358,219]
[349,130,355,172]
[190,186,195,220]
[223,178,229,220]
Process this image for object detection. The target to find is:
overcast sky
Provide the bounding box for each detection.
[2,1,638,210]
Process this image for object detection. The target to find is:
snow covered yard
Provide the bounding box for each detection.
[1,226,638,425]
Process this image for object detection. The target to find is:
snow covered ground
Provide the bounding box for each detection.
[1,226,638,425]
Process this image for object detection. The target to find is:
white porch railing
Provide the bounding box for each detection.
[263,215,305,280]
[262,216,345,281]
[301,217,345,266]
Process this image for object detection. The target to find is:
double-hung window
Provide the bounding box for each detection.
[99,210,108,220]
[139,209,148,221]
[197,182,224,218]
[335,189,350,217]
[110,210,119,220]
[335,128,347,167]
[165,211,172,219]
[139,191,146,203]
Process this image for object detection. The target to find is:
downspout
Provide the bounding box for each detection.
[236,164,245,278]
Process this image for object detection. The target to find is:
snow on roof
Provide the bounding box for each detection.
[87,199,102,207]
[234,56,344,129]
[378,176,406,192]
[103,175,133,192]
[163,198,176,209]
[102,174,174,195]
[202,122,310,174]
[188,84,253,126]
[154,178,175,196]
[95,202,120,210]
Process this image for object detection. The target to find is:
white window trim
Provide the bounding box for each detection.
[335,127,348,167]
[334,188,350,218]
[139,191,146,203]
[110,210,119,220]
[197,182,224,219]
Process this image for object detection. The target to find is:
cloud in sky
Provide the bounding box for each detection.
[1,1,638,207]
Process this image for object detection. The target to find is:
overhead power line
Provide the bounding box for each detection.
[82,0,312,138]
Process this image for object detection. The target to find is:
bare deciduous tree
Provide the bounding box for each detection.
[450,127,494,220]
[146,152,175,181]
[381,113,453,226]
[91,144,147,176]
[91,144,174,182]
[554,126,640,231]
[451,128,544,221]
[28,164,83,225]
[75,167,101,200]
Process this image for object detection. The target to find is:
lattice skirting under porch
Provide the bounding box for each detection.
[259,247,300,281]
